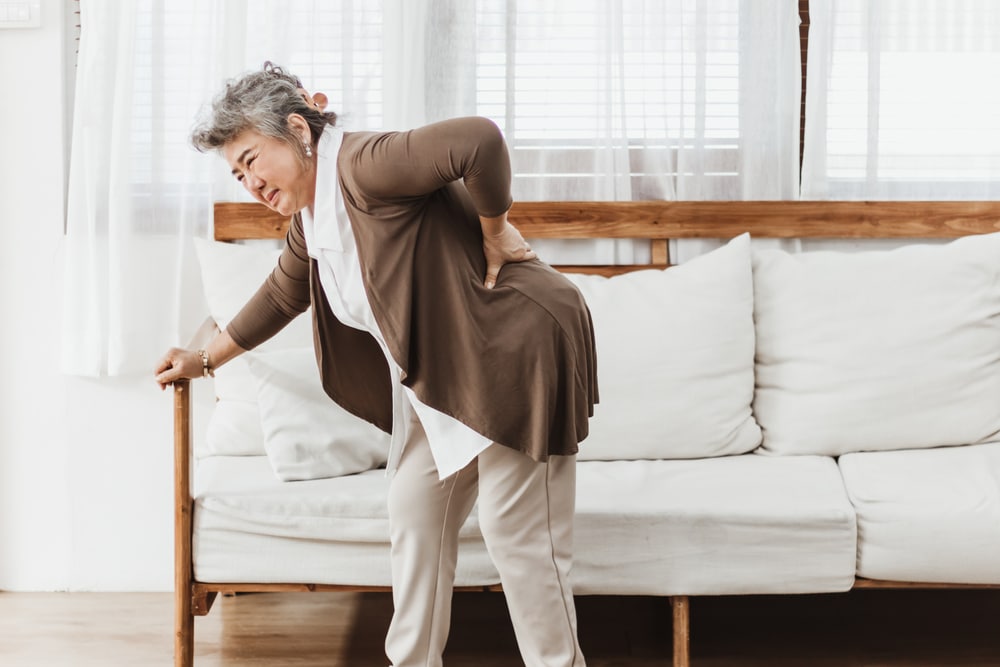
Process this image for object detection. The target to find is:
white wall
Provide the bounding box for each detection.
[0,0,181,592]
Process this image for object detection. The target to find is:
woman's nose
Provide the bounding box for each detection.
[243,172,265,194]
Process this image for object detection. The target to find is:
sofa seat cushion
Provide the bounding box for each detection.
[193,456,497,587]
[194,453,857,595]
[572,456,857,595]
[839,443,1000,584]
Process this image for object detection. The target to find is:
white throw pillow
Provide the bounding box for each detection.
[193,238,312,350]
[753,232,1000,456]
[201,401,266,458]
[566,233,761,460]
[194,238,314,458]
[245,347,390,481]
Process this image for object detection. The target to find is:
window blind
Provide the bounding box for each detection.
[473,0,742,198]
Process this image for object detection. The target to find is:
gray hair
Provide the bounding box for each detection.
[191,61,337,161]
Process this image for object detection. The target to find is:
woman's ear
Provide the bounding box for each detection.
[312,92,329,111]
[286,113,312,144]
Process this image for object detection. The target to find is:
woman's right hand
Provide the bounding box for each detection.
[154,348,204,390]
[155,331,245,390]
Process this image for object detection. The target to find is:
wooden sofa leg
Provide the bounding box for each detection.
[175,585,194,667]
[671,595,690,667]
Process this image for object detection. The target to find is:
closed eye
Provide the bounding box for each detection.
[235,157,256,183]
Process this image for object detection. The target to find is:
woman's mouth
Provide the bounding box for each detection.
[266,189,279,205]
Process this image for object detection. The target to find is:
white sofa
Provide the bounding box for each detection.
[173,200,1000,667]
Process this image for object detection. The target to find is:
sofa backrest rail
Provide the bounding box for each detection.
[213,200,1000,276]
[213,200,1000,241]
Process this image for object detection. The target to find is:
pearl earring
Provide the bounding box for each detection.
[304,143,313,158]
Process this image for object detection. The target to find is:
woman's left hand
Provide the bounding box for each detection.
[481,214,537,289]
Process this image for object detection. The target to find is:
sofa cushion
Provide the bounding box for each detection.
[193,453,856,595]
[245,348,390,481]
[194,238,314,458]
[193,455,496,587]
[566,233,761,460]
[573,455,857,595]
[839,443,1000,584]
[194,238,313,350]
[202,401,266,458]
[753,232,1000,456]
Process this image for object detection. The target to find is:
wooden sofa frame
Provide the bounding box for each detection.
[175,199,1000,667]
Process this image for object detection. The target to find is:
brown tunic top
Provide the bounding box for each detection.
[227,117,598,460]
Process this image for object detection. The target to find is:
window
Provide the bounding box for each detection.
[472,0,744,199]
[802,0,1000,198]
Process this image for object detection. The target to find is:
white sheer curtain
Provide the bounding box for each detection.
[63,0,216,376]
[420,0,801,262]
[63,0,385,376]
[802,0,1000,200]
[64,0,801,376]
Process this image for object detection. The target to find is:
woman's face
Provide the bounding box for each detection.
[223,126,315,216]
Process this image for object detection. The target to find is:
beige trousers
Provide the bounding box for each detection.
[385,418,585,667]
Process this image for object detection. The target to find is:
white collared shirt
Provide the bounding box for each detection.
[300,128,493,479]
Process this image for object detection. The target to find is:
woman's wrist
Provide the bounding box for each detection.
[200,329,246,377]
[197,348,214,377]
[479,212,507,238]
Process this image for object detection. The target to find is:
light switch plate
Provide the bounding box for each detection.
[0,1,41,28]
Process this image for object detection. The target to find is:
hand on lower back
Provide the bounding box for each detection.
[482,220,537,289]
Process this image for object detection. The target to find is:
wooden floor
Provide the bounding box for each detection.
[2,589,999,666]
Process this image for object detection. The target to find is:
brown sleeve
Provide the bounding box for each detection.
[225,214,311,351]
[344,116,513,218]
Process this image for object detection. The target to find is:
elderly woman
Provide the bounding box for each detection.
[155,62,597,667]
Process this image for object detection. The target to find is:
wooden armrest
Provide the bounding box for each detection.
[173,380,194,666]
